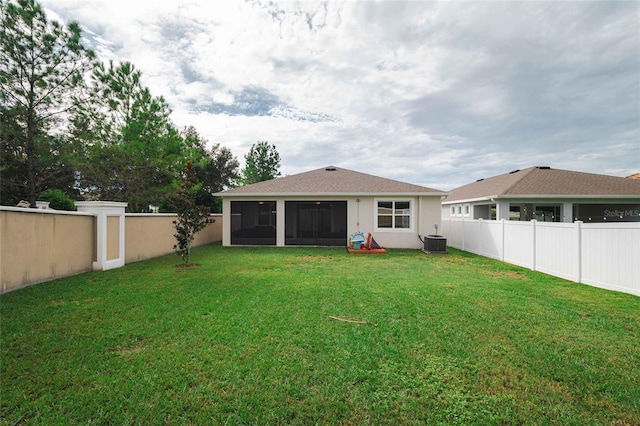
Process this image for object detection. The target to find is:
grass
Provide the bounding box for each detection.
[1,244,639,425]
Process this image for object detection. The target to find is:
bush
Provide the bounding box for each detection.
[38,189,76,211]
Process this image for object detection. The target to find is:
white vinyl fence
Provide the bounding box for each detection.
[441,219,640,296]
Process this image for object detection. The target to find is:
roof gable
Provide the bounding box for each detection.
[446,167,640,203]
[218,166,445,196]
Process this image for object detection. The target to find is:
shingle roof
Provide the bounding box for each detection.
[445,167,640,203]
[217,166,445,196]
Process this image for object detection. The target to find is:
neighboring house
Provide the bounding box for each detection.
[442,166,640,223]
[216,166,446,248]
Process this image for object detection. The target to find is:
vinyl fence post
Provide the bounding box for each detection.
[531,219,537,271]
[461,217,466,251]
[575,220,583,283]
[500,219,505,262]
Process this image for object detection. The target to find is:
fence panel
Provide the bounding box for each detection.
[463,220,483,254]
[475,220,502,260]
[444,218,639,297]
[503,221,533,269]
[581,224,640,295]
[442,219,464,249]
[534,222,578,282]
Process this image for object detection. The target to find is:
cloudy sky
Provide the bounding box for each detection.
[42,0,639,190]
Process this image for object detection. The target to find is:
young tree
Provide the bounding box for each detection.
[170,162,211,266]
[240,141,281,185]
[0,0,95,207]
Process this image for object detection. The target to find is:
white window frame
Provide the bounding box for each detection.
[464,203,471,217]
[374,198,413,232]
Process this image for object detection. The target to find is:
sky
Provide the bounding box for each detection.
[41,0,640,191]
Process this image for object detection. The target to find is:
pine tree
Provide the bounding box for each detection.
[0,0,95,206]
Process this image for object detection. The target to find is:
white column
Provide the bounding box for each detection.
[276,199,285,246]
[496,201,510,220]
[76,201,127,271]
[562,202,573,222]
[222,198,231,246]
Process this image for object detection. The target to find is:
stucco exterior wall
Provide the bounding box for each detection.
[222,195,443,249]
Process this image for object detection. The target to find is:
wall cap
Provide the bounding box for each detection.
[0,206,93,216]
[76,201,128,208]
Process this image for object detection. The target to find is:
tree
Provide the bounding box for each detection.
[181,126,239,212]
[0,0,95,207]
[170,162,211,266]
[240,141,281,185]
[70,61,186,212]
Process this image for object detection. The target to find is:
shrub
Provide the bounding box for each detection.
[38,189,76,211]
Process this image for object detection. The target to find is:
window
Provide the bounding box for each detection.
[456,205,462,216]
[377,200,411,229]
[534,205,560,222]
[509,205,521,221]
[450,206,455,216]
[464,204,470,216]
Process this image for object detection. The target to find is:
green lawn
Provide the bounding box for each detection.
[1,245,639,425]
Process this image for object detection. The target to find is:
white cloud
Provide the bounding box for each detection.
[41,0,640,190]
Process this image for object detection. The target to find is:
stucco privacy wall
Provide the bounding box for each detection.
[125,214,222,263]
[0,208,223,293]
[0,208,95,293]
[107,215,120,261]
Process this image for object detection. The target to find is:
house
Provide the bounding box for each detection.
[216,166,446,248]
[442,166,640,223]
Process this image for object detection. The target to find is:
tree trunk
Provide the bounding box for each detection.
[27,103,37,208]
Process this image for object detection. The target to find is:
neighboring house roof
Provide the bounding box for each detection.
[217,166,446,197]
[627,173,640,180]
[444,166,640,204]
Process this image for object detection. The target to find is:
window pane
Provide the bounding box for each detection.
[395,215,410,228]
[378,201,392,215]
[378,215,392,228]
[395,201,410,212]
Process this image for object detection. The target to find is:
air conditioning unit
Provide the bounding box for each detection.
[424,235,447,254]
